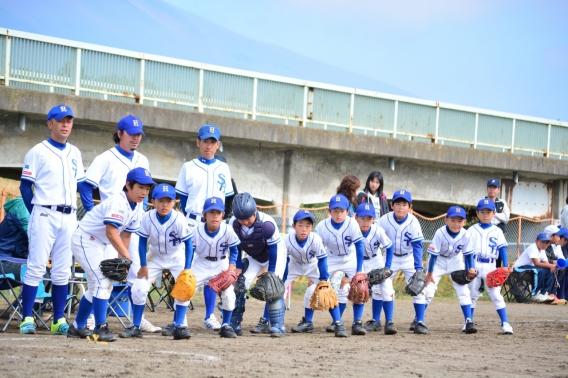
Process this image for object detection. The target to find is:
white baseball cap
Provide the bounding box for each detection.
[544,225,560,235]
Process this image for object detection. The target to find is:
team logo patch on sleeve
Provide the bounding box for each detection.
[111,214,124,221]
[428,245,436,251]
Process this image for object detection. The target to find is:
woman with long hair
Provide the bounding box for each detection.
[357,171,389,221]
[336,175,361,216]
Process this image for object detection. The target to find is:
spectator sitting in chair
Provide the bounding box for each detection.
[513,232,557,303]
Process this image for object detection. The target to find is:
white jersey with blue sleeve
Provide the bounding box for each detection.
[194,222,241,259]
[284,232,327,264]
[315,217,363,257]
[467,223,507,260]
[362,224,392,259]
[137,209,192,256]
[378,212,424,256]
[427,227,474,258]
[78,192,143,243]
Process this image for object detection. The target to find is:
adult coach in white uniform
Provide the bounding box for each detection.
[78,115,159,332]
[19,104,85,335]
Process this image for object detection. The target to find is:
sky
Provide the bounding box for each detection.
[1,0,567,121]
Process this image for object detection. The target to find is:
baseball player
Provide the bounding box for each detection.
[67,168,155,341]
[423,206,477,333]
[19,104,85,335]
[119,183,194,340]
[78,115,160,333]
[467,198,513,334]
[354,203,394,332]
[284,210,335,333]
[174,124,234,333]
[316,194,365,337]
[486,178,510,268]
[378,190,427,335]
[228,192,287,338]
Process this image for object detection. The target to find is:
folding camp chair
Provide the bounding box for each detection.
[146,270,176,312]
[0,272,23,332]
[502,269,535,303]
[107,283,132,329]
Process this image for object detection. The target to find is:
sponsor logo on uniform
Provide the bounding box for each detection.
[24,165,29,169]
[247,244,254,248]
[23,170,32,175]
[111,214,124,220]
[428,245,436,251]
[118,210,125,214]
[40,213,48,217]
[90,236,95,241]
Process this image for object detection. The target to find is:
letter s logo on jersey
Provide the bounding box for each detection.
[220,242,228,254]
[71,159,77,178]
[344,236,353,247]
[403,232,412,246]
[488,237,497,255]
[217,173,226,192]
[169,231,182,246]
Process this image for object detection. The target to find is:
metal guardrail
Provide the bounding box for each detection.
[1,27,567,159]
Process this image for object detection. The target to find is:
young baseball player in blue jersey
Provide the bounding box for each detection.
[424,206,477,333]
[354,203,395,332]
[19,104,85,336]
[283,210,339,334]
[467,198,513,334]
[378,190,427,335]
[315,194,365,337]
[118,183,193,340]
[67,168,155,341]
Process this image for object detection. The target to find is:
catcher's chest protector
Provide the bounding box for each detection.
[233,218,275,263]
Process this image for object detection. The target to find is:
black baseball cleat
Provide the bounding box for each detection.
[351,319,367,336]
[119,325,143,338]
[413,321,429,335]
[334,321,348,338]
[291,317,314,333]
[219,324,237,338]
[325,322,336,333]
[162,322,175,337]
[384,321,398,335]
[465,320,477,334]
[250,317,270,334]
[173,326,191,340]
[409,319,417,331]
[363,319,382,332]
[94,323,117,342]
[67,325,93,339]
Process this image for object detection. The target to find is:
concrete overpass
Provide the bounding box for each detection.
[0,86,566,217]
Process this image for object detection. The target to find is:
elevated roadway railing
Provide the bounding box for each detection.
[1,27,567,159]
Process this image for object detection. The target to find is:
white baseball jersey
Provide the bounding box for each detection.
[22,140,85,208]
[379,212,424,256]
[193,222,241,259]
[427,227,474,258]
[284,232,327,264]
[175,158,234,216]
[467,223,507,259]
[315,217,363,257]
[361,224,392,258]
[78,191,143,243]
[137,209,192,256]
[228,212,281,245]
[513,243,547,268]
[83,147,149,201]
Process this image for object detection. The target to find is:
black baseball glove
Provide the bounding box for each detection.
[367,267,393,285]
[249,271,285,302]
[99,258,132,282]
[450,269,478,285]
[233,258,249,296]
[405,270,426,296]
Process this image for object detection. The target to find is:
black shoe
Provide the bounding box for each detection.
[250,317,270,334]
[219,324,237,338]
[334,321,348,338]
[384,321,398,335]
[409,319,416,331]
[67,325,93,339]
[291,317,314,333]
[233,323,243,336]
[94,323,117,342]
[173,326,191,340]
[465,320,477,334]
[325,322,336,333]
[119,325,143,338]
[363,319,382,332]
[162,322,175,337]
[351,319,367,336]
[413,321,428,335]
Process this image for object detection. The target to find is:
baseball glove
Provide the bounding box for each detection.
[310,280,339,311]
[405,270,426,296]
[233,258,249,296]
[367,267,393,285]
[249,272,285,302]
[207,270,238,293]
[171,269,197,301]
[486,267,512,288]
[347,272,370,304]
[99,258,132,282]
[450,269,478,285]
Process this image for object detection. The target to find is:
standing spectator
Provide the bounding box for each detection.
[336,175,360,217]
[356,171,389,222]
[486,178,510,268]
[561,196,568,229]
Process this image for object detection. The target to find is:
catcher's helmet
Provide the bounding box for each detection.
[233,192,257,220]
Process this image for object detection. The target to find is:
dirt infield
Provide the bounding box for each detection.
[0,297,567,378]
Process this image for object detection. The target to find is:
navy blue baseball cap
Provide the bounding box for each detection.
[392,190,412,203]
[126,167,156,185]
[477,198,496,211]
[152,184,176,200]
[487,178,500,187]
[203,197,225,213]
[47,104,74,120]
[329,194,349,210]
[198,124,221,141]
[446,206,466,219]
[118,115,145,135]
[293,210,315,224]
[537,232,551,241]
[356,203,375,218]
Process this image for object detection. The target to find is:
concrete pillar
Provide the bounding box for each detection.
[552,179,568,220]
